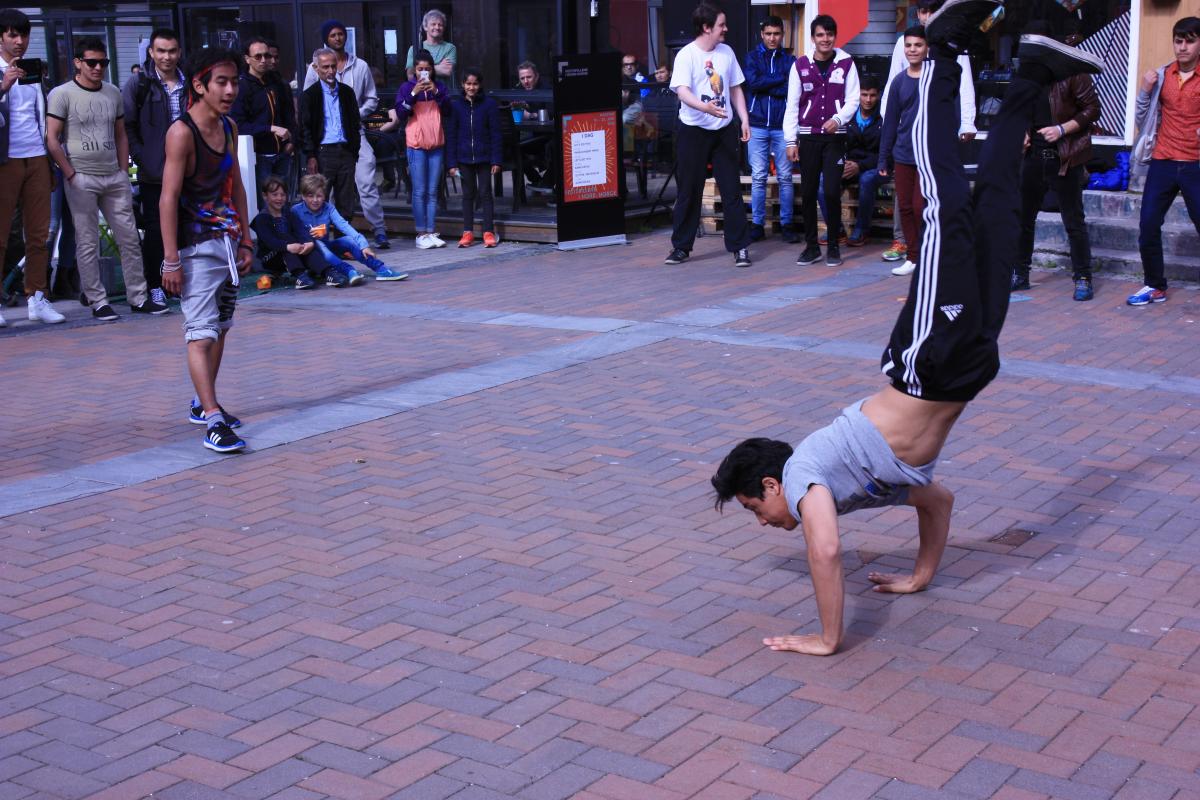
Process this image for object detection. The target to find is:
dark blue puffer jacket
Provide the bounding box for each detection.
[744,43,795,130]
[446,92,503,168]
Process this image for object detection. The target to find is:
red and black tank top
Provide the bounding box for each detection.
[177,114,241,248]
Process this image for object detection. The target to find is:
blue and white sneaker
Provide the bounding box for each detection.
[373,232,392,250]
[189,403,242,428]
[295,272,318,290]
[370,264,409,281]
[1126,286,1166,306]
[325,269,350,288]
[346,268,367,287]
[203,421,246,454]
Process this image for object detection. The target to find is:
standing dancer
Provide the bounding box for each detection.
[160,48,254,454]
[710,0,1102,655]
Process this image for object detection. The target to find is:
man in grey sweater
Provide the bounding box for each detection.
[303,19,391,250]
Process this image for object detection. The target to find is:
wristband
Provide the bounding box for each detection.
[1057,124,1065,137]
[160,259,182,274]
[237,243,254,252]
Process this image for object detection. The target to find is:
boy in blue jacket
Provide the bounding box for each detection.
[251,177,335,288]
[447,68,503,247]
[292,173,408,283]
[745,15,798,243]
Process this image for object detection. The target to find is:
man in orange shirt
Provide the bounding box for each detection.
[1129,16,1200,306]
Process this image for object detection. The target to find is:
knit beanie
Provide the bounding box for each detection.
[320,20,347,45]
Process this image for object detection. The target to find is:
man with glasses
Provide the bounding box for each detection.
[232,36,297,194]
[124,27,184,311]
[0,7,64,326]
[47,37,162,321]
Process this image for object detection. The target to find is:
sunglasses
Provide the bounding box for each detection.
[78,57,110,68]
[249,52,277,60]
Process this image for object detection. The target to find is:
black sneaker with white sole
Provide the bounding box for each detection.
[204,421,246,453]
[131,300,170,315]
[796,245,822,266]
[825,244,843,266]
[92,304,120,321]
[1017,34,1104,82]
[733,248,751,268]
[664,248,690,265]
[926,0,1002,54]
[189,403,242,428]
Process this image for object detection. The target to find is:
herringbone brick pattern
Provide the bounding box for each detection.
[1,232,1198,798]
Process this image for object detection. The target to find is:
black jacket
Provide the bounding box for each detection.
[231,72,297,155]
[844,111,882,173]
[122,61,183,183]
[251,208,314,260]
[300,80,361,159]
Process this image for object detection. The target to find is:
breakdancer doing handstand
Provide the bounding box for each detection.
[710,0,1102,655]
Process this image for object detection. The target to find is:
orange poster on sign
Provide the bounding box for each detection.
[561,111,619,203]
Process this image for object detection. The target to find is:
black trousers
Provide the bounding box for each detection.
[797,135,846,247]
[318,144,359,223]
[881,55,1038,402]
[459,163,495,232]
[672,122,750,253]
[138,182,164,291]
[262,249,328,278]
[1017,155,1091,278]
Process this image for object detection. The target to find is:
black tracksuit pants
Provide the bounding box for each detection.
[672,122,750,254]
[880,54,1040,402]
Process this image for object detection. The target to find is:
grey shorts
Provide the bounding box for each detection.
[180,237,239,342]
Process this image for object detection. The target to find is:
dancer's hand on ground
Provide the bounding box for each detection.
[868,572,928,594]
[762,634,837,656]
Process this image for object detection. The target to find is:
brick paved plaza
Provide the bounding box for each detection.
[2,232,1199,799]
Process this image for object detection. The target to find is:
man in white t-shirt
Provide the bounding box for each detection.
[664,2,752,269]
[0,8,64,326]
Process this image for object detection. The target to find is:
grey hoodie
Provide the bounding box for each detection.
[303,51,377,120]
[1131,64,1168,173]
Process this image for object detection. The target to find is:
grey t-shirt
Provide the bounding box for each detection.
[47,79,124,175]
[782,398,936,518]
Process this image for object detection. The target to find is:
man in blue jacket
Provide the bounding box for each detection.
[745,16,798,243]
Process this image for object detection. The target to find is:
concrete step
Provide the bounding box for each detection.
[1032,243,1200,284]
[1035,211,1198,258]
[1081,189,1194,226]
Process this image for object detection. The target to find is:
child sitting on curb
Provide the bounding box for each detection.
[291,174,408,284]
[251,177,337,289]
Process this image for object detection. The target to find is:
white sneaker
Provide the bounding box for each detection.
[891,259,917,276]
[429,233,447,248]
[415,234,435,249]
[150,287,167,306]
[28,292,65,324]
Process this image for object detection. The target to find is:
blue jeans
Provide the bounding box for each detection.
[816,167,886,239]
[1139,159,1200,290]
[254,152,294,198]
[315,235,367,273]
[407,147,444,232]
[748,127,793,226]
